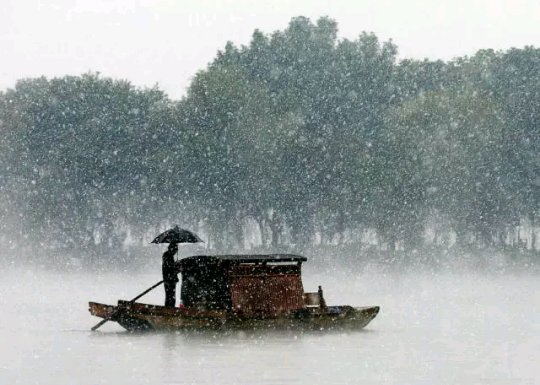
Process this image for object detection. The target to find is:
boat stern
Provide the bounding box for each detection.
[89,302,117,319]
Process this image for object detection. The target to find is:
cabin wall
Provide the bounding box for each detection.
[180,262,231,309]
[228,264,304,317]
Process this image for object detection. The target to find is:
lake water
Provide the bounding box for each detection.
[1,263,538,385]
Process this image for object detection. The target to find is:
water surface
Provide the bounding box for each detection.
[1,264,538,384]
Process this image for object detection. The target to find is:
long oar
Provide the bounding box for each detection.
[91,280,164,331]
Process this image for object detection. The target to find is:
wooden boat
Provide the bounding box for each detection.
[89,254,379,331]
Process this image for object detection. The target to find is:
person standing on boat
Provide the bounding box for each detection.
[162,242,179,307]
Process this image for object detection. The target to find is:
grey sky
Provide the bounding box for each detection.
[1,0,539,99]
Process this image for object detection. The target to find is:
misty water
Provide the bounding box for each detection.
[1,259,538,385]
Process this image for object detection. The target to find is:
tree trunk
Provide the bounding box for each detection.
[530,211,536,250]
[269,216,281,248]
[257,216,268,247]
[337,209,346,245]
[454,227,468,248]
[387,231,396,251]
[232,215,244,249]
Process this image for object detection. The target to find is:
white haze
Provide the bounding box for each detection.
[1,0,540,98]
[1,260,538,385]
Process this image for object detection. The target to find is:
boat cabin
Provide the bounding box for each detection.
[177,254,308,317]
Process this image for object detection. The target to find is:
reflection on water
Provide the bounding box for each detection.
[1,267,539,385]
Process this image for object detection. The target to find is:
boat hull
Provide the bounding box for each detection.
[89,301,379,332]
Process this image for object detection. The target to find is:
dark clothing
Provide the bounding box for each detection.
[162,249,179,283]
[164,281,177,307]
[162,249,179,307]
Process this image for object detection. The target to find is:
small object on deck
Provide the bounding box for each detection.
[318,286,327,309]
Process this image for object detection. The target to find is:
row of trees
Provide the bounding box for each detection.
[0,17,538,261]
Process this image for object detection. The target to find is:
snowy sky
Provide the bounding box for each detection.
[1,0,539,99]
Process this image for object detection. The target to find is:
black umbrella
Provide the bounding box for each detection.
[151,225,203,244]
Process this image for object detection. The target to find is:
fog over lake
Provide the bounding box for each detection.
[1,259,538,385]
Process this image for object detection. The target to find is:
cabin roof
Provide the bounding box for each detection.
[178,253,307,267]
